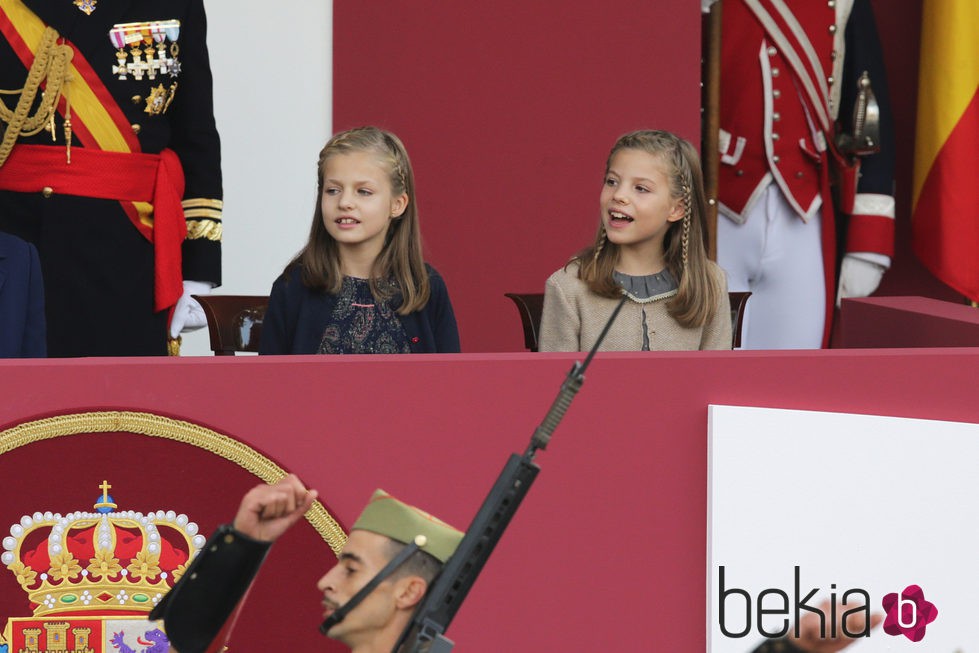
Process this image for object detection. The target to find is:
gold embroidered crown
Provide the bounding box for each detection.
[1,481,205,618]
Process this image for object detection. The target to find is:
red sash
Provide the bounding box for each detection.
[0,145,186,310]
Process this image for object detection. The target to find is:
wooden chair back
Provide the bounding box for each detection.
[192,295,270,355]
[727,291,751,349]
[503,293,545,352]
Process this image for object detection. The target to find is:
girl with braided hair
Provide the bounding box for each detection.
[539,130,731,351]
[260,126,460,354]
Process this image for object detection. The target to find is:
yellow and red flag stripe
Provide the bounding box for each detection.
[911,0,979,302]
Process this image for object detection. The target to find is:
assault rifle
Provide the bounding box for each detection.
[392,296,627,653]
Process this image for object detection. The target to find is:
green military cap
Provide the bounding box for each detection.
[352,489,463,563]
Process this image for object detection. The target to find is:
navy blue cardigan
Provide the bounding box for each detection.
[259,265,460,354]
[0,231,46,358]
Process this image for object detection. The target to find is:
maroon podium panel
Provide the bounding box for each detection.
[2,349,979,651]
[841,296,979,348]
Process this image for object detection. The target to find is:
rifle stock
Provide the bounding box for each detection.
[394,295,627,653]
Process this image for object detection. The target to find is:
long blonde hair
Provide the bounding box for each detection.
[575,130,722,328]
[289,126,430,314]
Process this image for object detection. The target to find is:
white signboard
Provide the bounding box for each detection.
[709,405,978,652]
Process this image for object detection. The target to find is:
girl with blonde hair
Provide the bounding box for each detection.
[540,130,730,351]
[260,126,459,354]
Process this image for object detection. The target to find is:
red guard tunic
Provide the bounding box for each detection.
[716,0,895,347]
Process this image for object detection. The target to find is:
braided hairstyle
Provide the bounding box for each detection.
[576,130,722,328]
[290,126,430,314]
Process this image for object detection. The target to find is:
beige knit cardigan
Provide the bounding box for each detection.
[539,261,732,352]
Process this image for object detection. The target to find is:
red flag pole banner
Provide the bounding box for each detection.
[911,0,979,302]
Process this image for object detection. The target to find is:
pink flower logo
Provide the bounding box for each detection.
[882,585,938,642]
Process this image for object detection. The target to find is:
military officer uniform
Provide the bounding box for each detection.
[716,0,894,348]
[0,0,222,356]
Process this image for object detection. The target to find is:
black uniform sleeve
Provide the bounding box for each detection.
[169,0,223,285]
[149,524,271,653]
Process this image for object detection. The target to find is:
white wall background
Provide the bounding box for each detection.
[181,1,332,355]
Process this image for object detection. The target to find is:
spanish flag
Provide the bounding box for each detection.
[911,0,979,302]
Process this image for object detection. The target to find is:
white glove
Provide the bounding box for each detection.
[836,253,890,307]
[169,280,213,338]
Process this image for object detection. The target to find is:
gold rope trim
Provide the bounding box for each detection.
[0,25,73,167]
[0,411,347,555]
[186,218,222,241]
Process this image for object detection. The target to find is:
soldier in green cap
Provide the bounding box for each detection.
[153,474,463,653]
[315,487,463,652]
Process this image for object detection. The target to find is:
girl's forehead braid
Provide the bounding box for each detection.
[668,145,690,193]
[375,132,405,188]
[385,149,408,192]
[329,131,356,151]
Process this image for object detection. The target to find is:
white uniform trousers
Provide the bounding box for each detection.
[717,184,825,349]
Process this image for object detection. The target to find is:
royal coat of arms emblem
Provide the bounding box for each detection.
[1,482,205,652]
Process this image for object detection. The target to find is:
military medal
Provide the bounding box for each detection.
[107,20,182,112]
[151,23,170,74]
[163,21,181,73]
[74,0,97,15]
[143,43,158,80]
[128,42,147,80]
[110,28,130,79]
